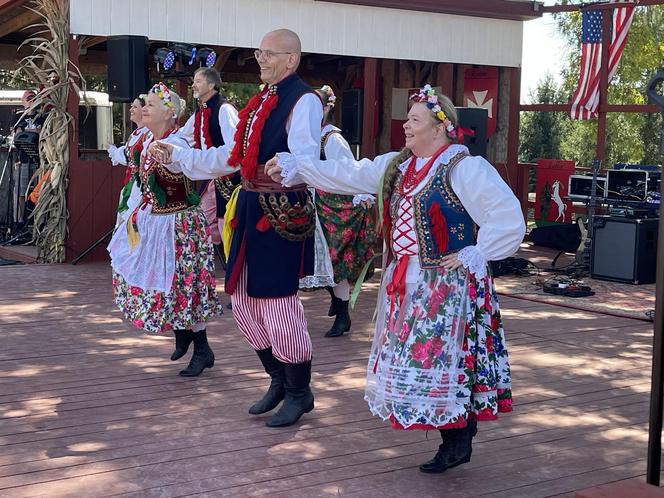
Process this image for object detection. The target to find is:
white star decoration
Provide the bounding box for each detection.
[466,90,494,118]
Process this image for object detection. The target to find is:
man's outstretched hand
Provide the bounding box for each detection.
[265,156,283,183]
[148,141,174,164]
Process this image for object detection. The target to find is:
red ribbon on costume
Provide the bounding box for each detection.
[123,166,133,186]
[256,214,271,232]
[385,254,410,335]
[382,198,392,245]
[373,254,410,373]
[455,126,475,144]
[194,105,213,150]
[428,202,449,253]
[123,130,146,185]
[372,253,410,374]
[228,86,279,180]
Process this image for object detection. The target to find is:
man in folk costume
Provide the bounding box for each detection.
[151,29,322,427]
[179,67,239,246]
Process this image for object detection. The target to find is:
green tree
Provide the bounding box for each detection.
[0,69,33,90]
[220,82,260,109]
[554,4,664,168]
[519,73,564,163]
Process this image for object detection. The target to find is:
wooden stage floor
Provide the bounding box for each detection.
[0,262,657,497]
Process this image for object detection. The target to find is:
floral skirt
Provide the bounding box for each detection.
[365,262,512,430]
[316,192,377,284]
[112,208,223,334]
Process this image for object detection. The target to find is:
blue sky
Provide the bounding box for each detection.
[521,1,568,103]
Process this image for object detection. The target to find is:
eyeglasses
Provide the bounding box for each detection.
[253,49,293,61]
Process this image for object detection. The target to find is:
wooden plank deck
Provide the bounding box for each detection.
[0,262,657,497]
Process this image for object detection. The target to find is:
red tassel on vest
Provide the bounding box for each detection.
[428,201,449,253]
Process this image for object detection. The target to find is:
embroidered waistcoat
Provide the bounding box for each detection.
[139,162,197,215]
[389,151,476,268]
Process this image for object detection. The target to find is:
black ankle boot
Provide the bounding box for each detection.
[419,430,447,474]
[325,287,338,317]
[266,361,314,427]
[325,300,351,337]
[248,348,285,415]
[179,329,215,377]
[171,329,193,361]
[419,419,477,474]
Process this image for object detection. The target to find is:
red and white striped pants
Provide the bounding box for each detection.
[230,266,312,363]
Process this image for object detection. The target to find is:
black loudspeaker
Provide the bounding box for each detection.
[456,107,487,158]
[591,215,658,284]
[107,36,149,103]
[341,88,363,145]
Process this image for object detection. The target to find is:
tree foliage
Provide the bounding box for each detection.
[519,73,565,163]
[0,69,33,90]
[521,4,664,169]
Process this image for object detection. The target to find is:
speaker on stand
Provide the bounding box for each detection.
[341,88,363,146]
[456,107,488,158]
[75,36,149,263]
[107,35,150,103]
[590,215,658,284]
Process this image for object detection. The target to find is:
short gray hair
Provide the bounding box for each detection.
[194,67,222,90]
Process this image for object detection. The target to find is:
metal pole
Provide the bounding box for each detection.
[595,6,611,162]
[646,70,664,486]
[70,227,114,265]
[647,173,664,485]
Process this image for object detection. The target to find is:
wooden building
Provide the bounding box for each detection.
[0,0,543,261]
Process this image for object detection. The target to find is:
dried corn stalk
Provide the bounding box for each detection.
[18,0,85,263]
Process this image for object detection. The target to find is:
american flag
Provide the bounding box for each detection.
[569,1,636,120]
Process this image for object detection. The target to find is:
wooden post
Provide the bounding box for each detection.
[436,63,454,98]
[67,35,79,160]
[506,66,524,217]
[176,78,189,125]
[596,7,612,163]
[361,57,378,158]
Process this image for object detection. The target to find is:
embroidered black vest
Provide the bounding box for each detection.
[195,93,227,149]
[257,74,313,164]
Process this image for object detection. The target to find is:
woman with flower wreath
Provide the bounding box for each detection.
[107,95,149,225]
[108,82,223,377]
[265,85,525,473]
[299,84,378,337]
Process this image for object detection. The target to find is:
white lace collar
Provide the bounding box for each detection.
[322,123,341,134]
[398,144,469,172]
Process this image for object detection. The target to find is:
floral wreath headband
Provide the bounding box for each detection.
[150,82,175,110]
[409,84,459,139]
[319,85,337,108]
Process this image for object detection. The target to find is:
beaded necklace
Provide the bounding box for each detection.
[398,143,450,196]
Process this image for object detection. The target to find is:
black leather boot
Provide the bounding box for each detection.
[419,419,478,474]
[179,329,215,377]
[325,299,351,337]
[170,329,193,361]
[266,361,314,427]
[325,287,338,317]
[248,348,285,415]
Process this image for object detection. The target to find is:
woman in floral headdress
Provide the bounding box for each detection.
[299,84,378,337]
[107,95,149,225]
[266,85,525,473]
[108,82,223,378]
